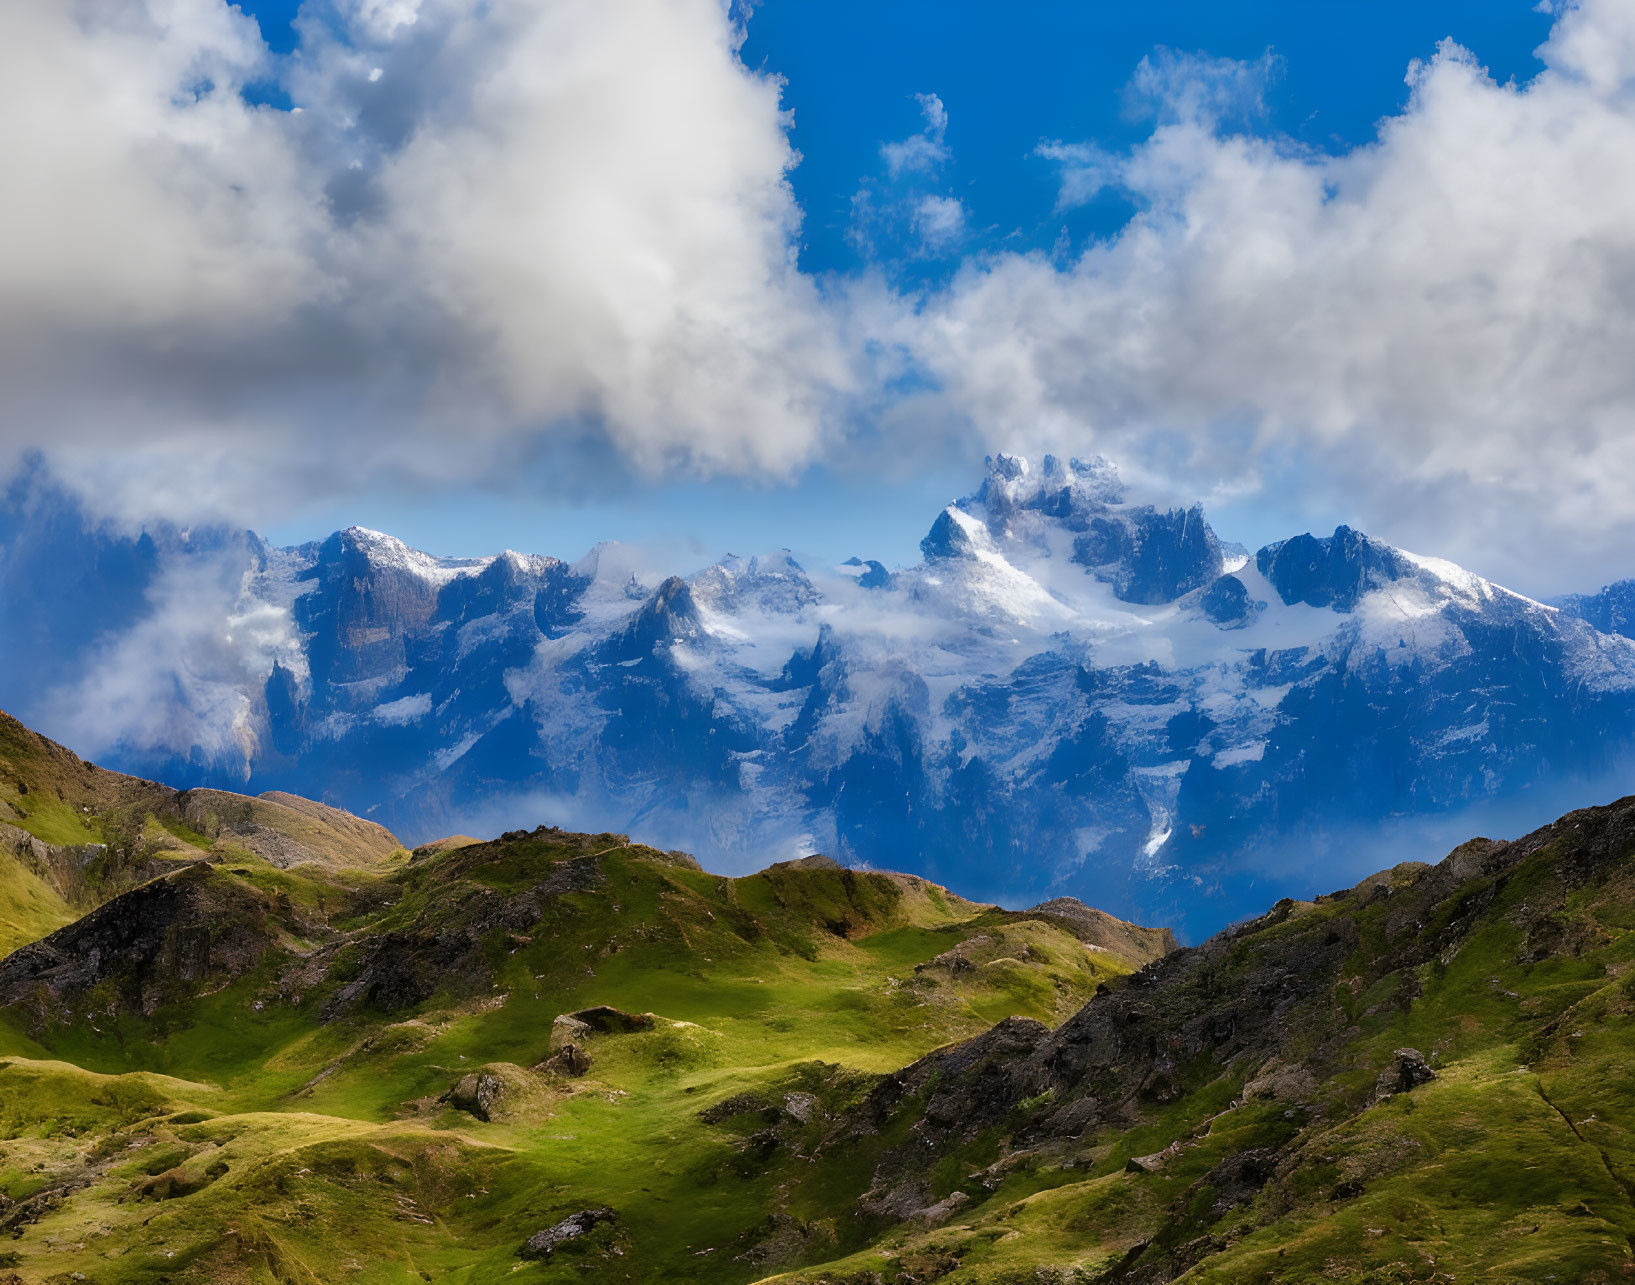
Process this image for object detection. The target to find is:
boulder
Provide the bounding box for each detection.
[519,1206,615,1259]
[1242,1058,1318,1105]
[550,1013,591,1051]
[1373,1048,1436,1102]
[443,1071,506,1121]
[1126,1139,1187,1174]
[914,1189,969,1226]
[563,1005,655,1035]
[539,1043,593,1077]
[782,1091,820,1125]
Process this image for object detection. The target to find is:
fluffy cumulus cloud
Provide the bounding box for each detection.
[9,0,1635,588]
[0,0,847,516]
[902,0,1635,584]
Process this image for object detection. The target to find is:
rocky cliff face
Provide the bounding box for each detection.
[0,863,280,1024]
[1554,577,1635,639]
[805,793,1635,1277]
[7,458,1635,937]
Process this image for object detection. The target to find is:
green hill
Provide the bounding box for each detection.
[0,709,405,955]
[761,806,1635,1283]
[0,717,1164,1284]
[8,712,1635,1281]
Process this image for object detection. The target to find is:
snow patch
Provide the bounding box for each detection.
[375,692,432,725]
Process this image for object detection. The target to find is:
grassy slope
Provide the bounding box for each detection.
[0,711,408,956]
[0,851,74,956]
[760,828,1635,1284]
[0,830,1149,1284]
[0,711,172,839]
[4,716,1635,1284]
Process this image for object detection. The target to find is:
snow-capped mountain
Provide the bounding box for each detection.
[6,455,1635,937]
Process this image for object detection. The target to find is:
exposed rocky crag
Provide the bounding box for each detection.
[796,794,1635,1280]
[0,863,281,1024]
[11,460,1635,937]
[1555,577,1635,639]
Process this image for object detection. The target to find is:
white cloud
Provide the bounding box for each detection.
[912,195,967,254]
[892,0,1635,587]
[0,0,324,343]
[349,0,423,40]
[10,1,1635,590]
[42,541,304,775]
[851,92,967,261]
[1034,141,1120,210]
[0,0,850,519]
[881,92,950,177]
[1123,46,1281,126]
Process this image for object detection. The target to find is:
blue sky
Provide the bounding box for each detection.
[11,0,1630,598]
[244,1,1556,279]
[740,1,1554,275]
[241,0,1558,576]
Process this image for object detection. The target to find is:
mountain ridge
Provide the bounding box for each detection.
[6,456,1635,937]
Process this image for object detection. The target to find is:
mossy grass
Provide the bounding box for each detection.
[13,801,1635,1283]
[0,829,1142,1282]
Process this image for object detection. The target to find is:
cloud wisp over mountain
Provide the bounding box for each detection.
[3,1,1635,587]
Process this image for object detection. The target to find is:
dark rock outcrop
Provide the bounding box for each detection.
[519,1207,615,1259]
[1198,572,1254,626]
[1372,1047,1437,1101]
[1072,504,1227,605]
[1553,578,1635,639]
[1255,525,1414,612]
[0,863,278,1023]
[562,1005,656,1035]
[699,1092,782,1127]
[538,1044,592,1077]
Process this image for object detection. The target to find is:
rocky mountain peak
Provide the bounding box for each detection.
[927,453,1229,606]
[1256,525,1432,613]
[1553,578,1635,640]
[918,506,986,562]
[328,525,491,585]
[690,549,818,614]
[971,452,1127,517]
[605,575,705,661]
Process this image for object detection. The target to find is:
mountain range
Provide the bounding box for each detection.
[5,454,1635,938]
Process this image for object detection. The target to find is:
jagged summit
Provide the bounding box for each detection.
[7,457,1635,936]
[971,451,1127,512]
[1555,577,1635,640]
[1255,524,1495,613]
[691,549,818,615]
[921,452,1232,606]
[330,524,493,585]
